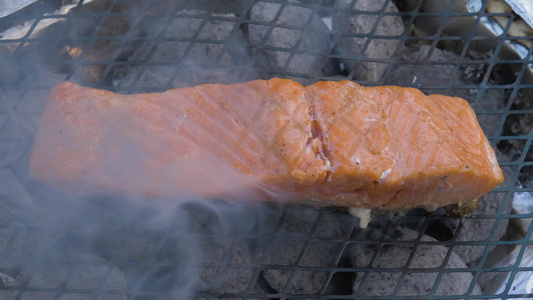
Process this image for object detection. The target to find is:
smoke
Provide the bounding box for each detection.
[0,112,279,296]
[3,86,276,298]
[0,1,278,297]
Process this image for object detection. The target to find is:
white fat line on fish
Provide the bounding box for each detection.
[379,168,392,182]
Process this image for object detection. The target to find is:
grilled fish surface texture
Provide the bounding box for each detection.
[29,79,504,210]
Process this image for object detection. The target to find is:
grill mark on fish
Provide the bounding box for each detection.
[211,83,280,164]
[195,86,263,159]
[209,84,262,153]
[172,91,254,173]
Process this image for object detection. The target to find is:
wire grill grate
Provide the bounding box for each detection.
[1,0,533,298]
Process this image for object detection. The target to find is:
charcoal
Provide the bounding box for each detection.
[261,207,349,294]
[1,69,66,138]
[512,190,533,235]
[0,0,41,18]
[262,267,328,295]
[193,266,255,294]
[346,226,482,296]
[385,45,459,88]
[85,234,162,263]
[5,230,66,258]
[139,236,258,294]
[0,291,17,300]
[0,168,33,208]
[17,292,128,300]
[172,0,252,16]
[190,237,258,293]
[409,44,459,62]
[300,241,344,268]
[1,0,145,85]
[200,240,256,293]
[0,196,69,261]
[147,205,270,294]
[0,253,127,299]
[277,205,319,235]
[67,263,126,291]
[0,113,33,144]
[195,241,255,293]
[505,113,533,136]
[501,104,533,173]
[248,1,336,84]
[386,45,488,93]
[63,293,127,299]
[0,204,17,227]
[333,0,404,82]
[0,5,72,85]
[117,10,256,90]
[385,45,506,136]
[313,210,356,239]
[439,191,513,265]
[0,270,15,286]
[25,262,69,289]
[66,0,148,85]
[474,89,507,137]
[16,292,56,300]
[192,237,231,293]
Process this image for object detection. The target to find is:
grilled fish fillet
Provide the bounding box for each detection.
[29,79,504,211]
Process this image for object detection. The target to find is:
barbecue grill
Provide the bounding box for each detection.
[0,0,532,299]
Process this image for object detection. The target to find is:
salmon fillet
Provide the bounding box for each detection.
[29,79,504,211]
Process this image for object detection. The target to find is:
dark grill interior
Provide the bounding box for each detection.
[0,0,532,299]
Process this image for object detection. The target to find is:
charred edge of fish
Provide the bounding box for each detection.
[444,199,480,218]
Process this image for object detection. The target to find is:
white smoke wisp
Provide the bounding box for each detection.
[0,69,285,297]
[1,133,279,297]
[0,0,339,297]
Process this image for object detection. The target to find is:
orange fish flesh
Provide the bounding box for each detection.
[29,79,504,212]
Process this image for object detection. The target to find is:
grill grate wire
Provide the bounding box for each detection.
[0,0,532,299]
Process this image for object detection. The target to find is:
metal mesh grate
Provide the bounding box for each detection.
[0,0,532,298]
